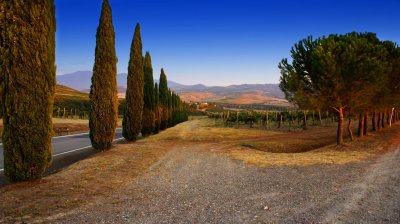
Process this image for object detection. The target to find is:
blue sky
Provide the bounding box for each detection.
[55,0,400,86]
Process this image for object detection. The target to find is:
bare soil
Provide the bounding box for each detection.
[1,118,399,223]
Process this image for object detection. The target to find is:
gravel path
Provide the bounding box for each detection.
[54,143,400,223]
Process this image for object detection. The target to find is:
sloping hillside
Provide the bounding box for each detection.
[55,84,88,101]
[57,71,288,106]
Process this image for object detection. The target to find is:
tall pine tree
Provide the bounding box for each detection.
[90,0,118,150]
[141,52,155,136]
[123,23,144,141]
[1,0,56,181]
[159,69,169,130]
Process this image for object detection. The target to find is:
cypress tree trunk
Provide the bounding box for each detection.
[363,112,368,136]
[358,112,364,137]
[141,52,155,136]
[348,117,354,141]
[1,0,56,181]
[90,0,118,150]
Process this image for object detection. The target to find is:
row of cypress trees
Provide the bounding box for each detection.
[122,31,188,140]
[0,0,187,181]
[91,0,188,149]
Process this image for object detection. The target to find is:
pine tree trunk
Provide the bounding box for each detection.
[372,111,376,131]
[303,110,307,129]
[348,117,354,141]
[377,112,381,130]
[337,107,344,145]
[390,108,394,127]
[381,111,385,128]
[326,111,329,126]
[363,112,368,136]
[236,111,239,128]
[358,112,364,137]
[312,111,315,125]
[387,111,390,126]
[318,110,322,126]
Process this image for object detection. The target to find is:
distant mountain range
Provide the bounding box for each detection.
[56,71,186,92]
[56,71,288,105]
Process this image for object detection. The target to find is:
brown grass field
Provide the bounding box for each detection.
[1,116,399,223]
[179,91,290,106]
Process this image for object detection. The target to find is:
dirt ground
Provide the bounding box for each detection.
[1,117,399,223]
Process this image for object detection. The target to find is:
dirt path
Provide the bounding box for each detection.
[322,147,400,223]
[2,118,399,223]
[52,141,400,223]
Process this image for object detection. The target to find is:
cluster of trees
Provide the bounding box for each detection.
[208,110,338,129]
[279,32,400,144]
[121,33,188,141]
[0,0,187,182]
[92,1,187,149]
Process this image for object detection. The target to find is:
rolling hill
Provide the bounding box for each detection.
[57,71,288,105]
[55,84,88,101]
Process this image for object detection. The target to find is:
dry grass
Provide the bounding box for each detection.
[147,116,281,142]
[1,116,398,223]
[52,118,89,124]
[222,124,400,167]
[0,141,175,223]
[224,145,375,167]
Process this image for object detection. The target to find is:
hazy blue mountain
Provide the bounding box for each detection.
[56,71,284,100]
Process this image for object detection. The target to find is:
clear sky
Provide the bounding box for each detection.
[55,0,400,86]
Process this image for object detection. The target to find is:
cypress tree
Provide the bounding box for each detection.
[1,0,56,181]
[159,69,169,130]
[141,52,155,136]
[122,23,144,141]
[153,83,161,133]
[90,0,118,150]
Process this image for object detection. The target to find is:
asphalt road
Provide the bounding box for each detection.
[0,128,123,172]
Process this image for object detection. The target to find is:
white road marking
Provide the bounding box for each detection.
[52,132,89,139]
[53,146,92,157]
[53,137,124,157]
[0,135,125,172]
[53,128,122,139]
